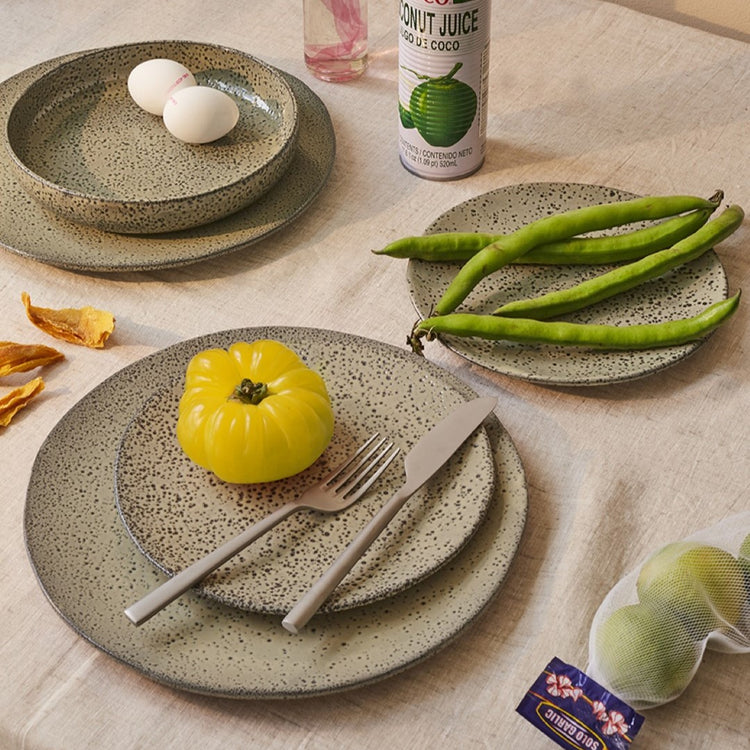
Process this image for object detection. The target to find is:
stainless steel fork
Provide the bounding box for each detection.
[124,434,400,625]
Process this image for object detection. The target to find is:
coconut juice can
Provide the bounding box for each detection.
[398,0,490,180]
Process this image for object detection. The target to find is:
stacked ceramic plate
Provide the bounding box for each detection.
[24,326,528,698]
[0,41,336,271]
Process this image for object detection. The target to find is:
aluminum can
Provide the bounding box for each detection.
[398,0,490,180]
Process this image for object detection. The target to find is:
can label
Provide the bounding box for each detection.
[398,0,490,180]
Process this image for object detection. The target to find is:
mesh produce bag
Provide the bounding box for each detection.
[587,512,750,710]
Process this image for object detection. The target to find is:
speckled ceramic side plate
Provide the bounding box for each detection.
[5,41,298,234]
[25,327,527,699]
[407,183,729,386]
[0,51,334,271]
[114,332,496,615]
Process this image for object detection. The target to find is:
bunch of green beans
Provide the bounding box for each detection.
[494,204,744,320]
[410,293,741,353]
[432,193,724,315]
[394,191,743,354]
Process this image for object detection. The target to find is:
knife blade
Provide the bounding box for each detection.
[281,395,496,633]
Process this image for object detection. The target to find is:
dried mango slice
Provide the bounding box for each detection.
[22,292,115,348]
[0,376,45,427]
[0,341,64,377]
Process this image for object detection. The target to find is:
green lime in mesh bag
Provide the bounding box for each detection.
[587,512,750,710]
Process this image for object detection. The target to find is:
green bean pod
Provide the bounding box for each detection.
[519,208,713,265]
[376,232,502,260]
[434,193,723,315]
[374,207,713,264]
[494,204,744,320]
[410,293,740,352]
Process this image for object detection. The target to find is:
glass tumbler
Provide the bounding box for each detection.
[304,0,368,82]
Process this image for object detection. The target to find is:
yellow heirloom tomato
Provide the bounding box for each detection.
[176,340,334,484]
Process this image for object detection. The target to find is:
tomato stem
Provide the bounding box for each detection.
[232,379,268,405]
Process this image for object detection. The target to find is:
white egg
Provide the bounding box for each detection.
[127,58,196,115]
[162,86,240,144]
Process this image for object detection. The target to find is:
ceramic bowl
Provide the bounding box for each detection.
[4,41,299,234]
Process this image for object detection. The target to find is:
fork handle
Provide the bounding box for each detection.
[282,485,412,634]
[124,501,298,626]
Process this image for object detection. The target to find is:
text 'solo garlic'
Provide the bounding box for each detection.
[398,0,490,180]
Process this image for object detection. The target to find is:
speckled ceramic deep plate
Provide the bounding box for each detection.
[0,51,334,271]
[407,183,729,386]
[5,41,298,234]
[24,327,527,699]
[114,333,496,614]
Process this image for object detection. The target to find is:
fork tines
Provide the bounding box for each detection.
[325,433,400,500]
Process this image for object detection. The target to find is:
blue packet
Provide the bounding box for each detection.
[516,657,645,749]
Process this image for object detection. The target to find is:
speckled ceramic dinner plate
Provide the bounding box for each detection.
[0,51,334,271]
[24,327,527,699]
[5,42,299,234]
[407,183,729,386]
[114,331,496,615]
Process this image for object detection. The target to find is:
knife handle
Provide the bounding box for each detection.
[282,484,412,634]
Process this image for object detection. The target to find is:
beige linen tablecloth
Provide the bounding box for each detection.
[1,1,748,748]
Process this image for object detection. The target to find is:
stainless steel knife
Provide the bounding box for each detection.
[282,395,496,633]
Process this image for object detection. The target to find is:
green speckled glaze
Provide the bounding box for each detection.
[5,41,299,234]
[114,332,496,615]
[0,49,335,271]
[25,327,527,699]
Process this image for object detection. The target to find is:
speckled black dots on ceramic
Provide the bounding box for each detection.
[4,41,299,234]
[406,182,729,386]
[25,327,528,699]
[114,328,497,615]
[0,50,335,271]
